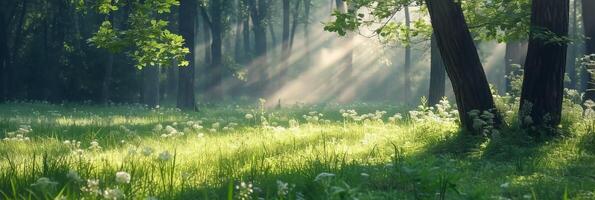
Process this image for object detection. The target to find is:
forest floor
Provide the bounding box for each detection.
[0,101,594,200]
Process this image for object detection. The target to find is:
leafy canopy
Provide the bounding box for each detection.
[84,0,189,69]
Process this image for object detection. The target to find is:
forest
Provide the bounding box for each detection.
[0,0,594,199]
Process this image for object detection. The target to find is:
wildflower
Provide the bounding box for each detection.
[314,172,335,182]
[153,124,163,132]
[158,151,172,161]
[31,177,58,191]
[236,181,254,200]
[192,124,203,130]
[82,179,100,195]
[142,147,154,156]
[66,170,83,182]
[360,173,370,177]
[103,188,125,200]
[277,180,289,197]
[89,140,102,151]
[164,125,177,134]
[500,182,510,188]
[245,114,254,120]
[115,171,131,184]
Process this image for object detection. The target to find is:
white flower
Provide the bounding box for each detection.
[115,171,131,184]
[158,151,172,161]
[31,177,58,190]
[66,170,82,182]
[277,180,289,197]
[103,188,125,200]
[245,114,254,119]
[314,172,335,182]
[89,140,102,151]
[142,147,154,156]
[500,182,510,188]
[153,124,163,132]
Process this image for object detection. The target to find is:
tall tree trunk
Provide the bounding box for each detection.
[403,6,412,103]
[566,0,578,89]
[281,0,290,70]
[248,0,269,96]
[0,15,7,102]
[428,34,445,106]
[519,0,569,128]
[425,0,501,131]
[101,53,114,105]
[582,0,595,103]
[101,15,115,105]
[242,12,251,63]
[142,66,160,107]
[303,0,312,66]
[203,0,224,100]
[166,61,178,102]
[177,0,197,110]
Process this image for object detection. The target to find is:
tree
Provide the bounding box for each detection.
[519,0,569,128]
[199,0,227,100]
[247,0,269,62]
[428,34,445,106]
[425,0,502,131]
[403,5,411,102]
[178,0,197,110]
[583,0,595,103]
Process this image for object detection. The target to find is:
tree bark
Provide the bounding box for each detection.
[519,0,569,127]
[248,0,268,60]
[203,0,224,100]
[582,0,595,103]
[0,14,7,102]
[177,0,197,110]
[425,0,501,131]
[428,34,445,106]
[565,0,578,89]
[403,6,412,103]
[101,53,114,105]
[303,0,312,66]
[142,66,160,107]
[281,0,290,78]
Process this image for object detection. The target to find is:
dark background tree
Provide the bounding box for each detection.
[583,0,595,103]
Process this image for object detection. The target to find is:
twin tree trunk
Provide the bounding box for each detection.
[583,0,595,103]
[519,0,569,127]
[177,0,197,110]
[425,0,501,131]
[428,34,445,106]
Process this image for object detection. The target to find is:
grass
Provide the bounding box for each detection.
[0,99,594,200]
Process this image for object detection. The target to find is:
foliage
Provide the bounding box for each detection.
[86,0,189,69]
[323,0,531,44]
